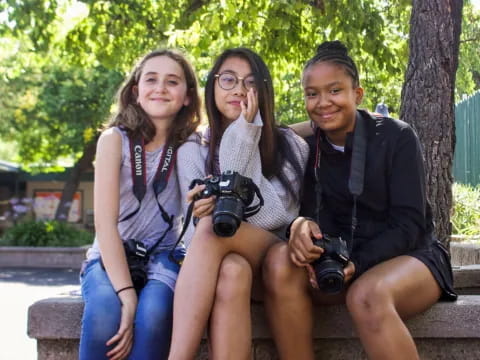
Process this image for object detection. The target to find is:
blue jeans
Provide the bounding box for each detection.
[79,250,183,360]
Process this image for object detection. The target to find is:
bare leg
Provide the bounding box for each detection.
[168,217,278,360]
[346,256,442,360]
[262,242,317,360]
[208,253,253,360]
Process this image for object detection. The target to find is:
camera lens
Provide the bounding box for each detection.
[313,257,345,294]
[213,196,244,237]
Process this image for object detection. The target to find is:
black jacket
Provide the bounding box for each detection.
[301,110,435,277]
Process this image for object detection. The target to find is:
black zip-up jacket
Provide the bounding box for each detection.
[301,110,435,277]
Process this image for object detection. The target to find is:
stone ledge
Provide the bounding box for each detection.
[28,295,480,341]
[27,265,480,360]
[0,246,87,269]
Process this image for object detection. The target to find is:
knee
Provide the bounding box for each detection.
[215,254,252,303]
[262,243,302,295]
[346,278,394,332]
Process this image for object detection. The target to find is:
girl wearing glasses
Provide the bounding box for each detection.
[168,48,309,359]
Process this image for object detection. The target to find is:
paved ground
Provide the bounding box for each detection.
[0,268,80,360]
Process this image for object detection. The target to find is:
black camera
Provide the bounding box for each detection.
[123,239,149,292]
[191,170,262,237]
[312,234,349,294]
[101,239,149,293]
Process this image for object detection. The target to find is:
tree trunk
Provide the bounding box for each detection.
[54,140,97,222]
[400,0,463,246]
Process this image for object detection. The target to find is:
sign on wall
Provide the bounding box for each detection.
[33,191,82,223]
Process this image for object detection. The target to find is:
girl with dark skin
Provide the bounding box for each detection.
[262,40,456,360]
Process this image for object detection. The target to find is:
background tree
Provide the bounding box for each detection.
[1,0,474,236]
[400,0,464,244]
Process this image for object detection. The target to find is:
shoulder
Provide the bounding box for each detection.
[362,111,418,144]
[97,127,123,151]
[280,127,310,160]
[178,131,204,153]
[177,131,207,162]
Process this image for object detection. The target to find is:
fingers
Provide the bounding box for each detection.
[288,217,324,266]
[192,197,215,218]
[343,261,356,283]
[242,88,258,123]
[106,326,133,360]
[186,184,205,203]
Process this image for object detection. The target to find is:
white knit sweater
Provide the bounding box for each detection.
[176,112,309,246]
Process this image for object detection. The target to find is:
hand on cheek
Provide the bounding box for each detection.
[241,88,258,123]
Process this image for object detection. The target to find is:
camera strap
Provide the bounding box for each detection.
[119,135,176,224]
[244,182,264,218]
[118,135,177,255]
[313,111,367,252]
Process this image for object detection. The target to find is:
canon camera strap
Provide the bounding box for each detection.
[313,111,367,252]
[120,135,177,255]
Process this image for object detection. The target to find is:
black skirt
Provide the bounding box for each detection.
[408,240,458,301]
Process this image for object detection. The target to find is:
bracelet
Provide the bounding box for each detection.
[115,286,135,295]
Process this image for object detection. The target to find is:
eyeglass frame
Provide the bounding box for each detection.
[214,72,266,91]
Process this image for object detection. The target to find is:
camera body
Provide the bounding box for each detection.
[312,234,349,294]
[191,170,257,237]
[122,239,149,293]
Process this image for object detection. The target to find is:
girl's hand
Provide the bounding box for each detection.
[287,217,324,267]
[343,261,356,283]
[187,183,216,218]
[106,289,137,360]
[240,88,258,123]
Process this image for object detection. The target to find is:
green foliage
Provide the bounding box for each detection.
[451,183,480,236]
[456,1,480,101]
[0,219,93,247]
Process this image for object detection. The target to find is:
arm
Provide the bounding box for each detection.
[289,120,314,138]
[94,129,136,358]
[176,135,209,247]
[220,117,309,230]
[350,125,429,276]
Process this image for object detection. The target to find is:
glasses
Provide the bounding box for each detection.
[215,72,257,91]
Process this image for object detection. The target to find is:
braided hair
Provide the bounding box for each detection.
[303,40,359,87]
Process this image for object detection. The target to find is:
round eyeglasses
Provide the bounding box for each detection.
[215,72,257,91]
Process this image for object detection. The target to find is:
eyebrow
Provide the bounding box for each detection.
[304,80,343,89]
[143,72,182,79]
[219,69,254,77]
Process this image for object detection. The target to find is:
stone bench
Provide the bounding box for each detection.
[28,266,480,360]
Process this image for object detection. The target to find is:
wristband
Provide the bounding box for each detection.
[115,286,135,295]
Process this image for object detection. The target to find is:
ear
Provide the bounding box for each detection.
[354,86,364,105]
[132,85,139,102]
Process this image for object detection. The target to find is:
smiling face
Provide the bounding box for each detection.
[303,61,363,145]
[136,55,190,125]
[214,56,254,125]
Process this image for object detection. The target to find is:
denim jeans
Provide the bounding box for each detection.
[79,249,183,360]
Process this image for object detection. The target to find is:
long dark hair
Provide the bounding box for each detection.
[107,49,201,145]
[205,48,303,201]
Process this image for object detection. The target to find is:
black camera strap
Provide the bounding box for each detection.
[120,135,177,255]
[313,111,367,253]
[243,182,264,218]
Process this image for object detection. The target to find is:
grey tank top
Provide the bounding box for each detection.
[86,127,184,260]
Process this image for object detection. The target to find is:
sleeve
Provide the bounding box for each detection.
[350,125,429,277]
[175,134,208,248]
[219,112,309,230]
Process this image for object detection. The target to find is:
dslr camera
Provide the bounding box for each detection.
[191,170,261,237]
[101,239,149,293]
[311,234,349,294]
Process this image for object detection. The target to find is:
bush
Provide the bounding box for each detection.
[0,220,93,247]
[451,183,480,236]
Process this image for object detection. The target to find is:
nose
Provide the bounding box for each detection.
[232,80,247,96]
[154,80,167,93]
[316,94,331,108]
